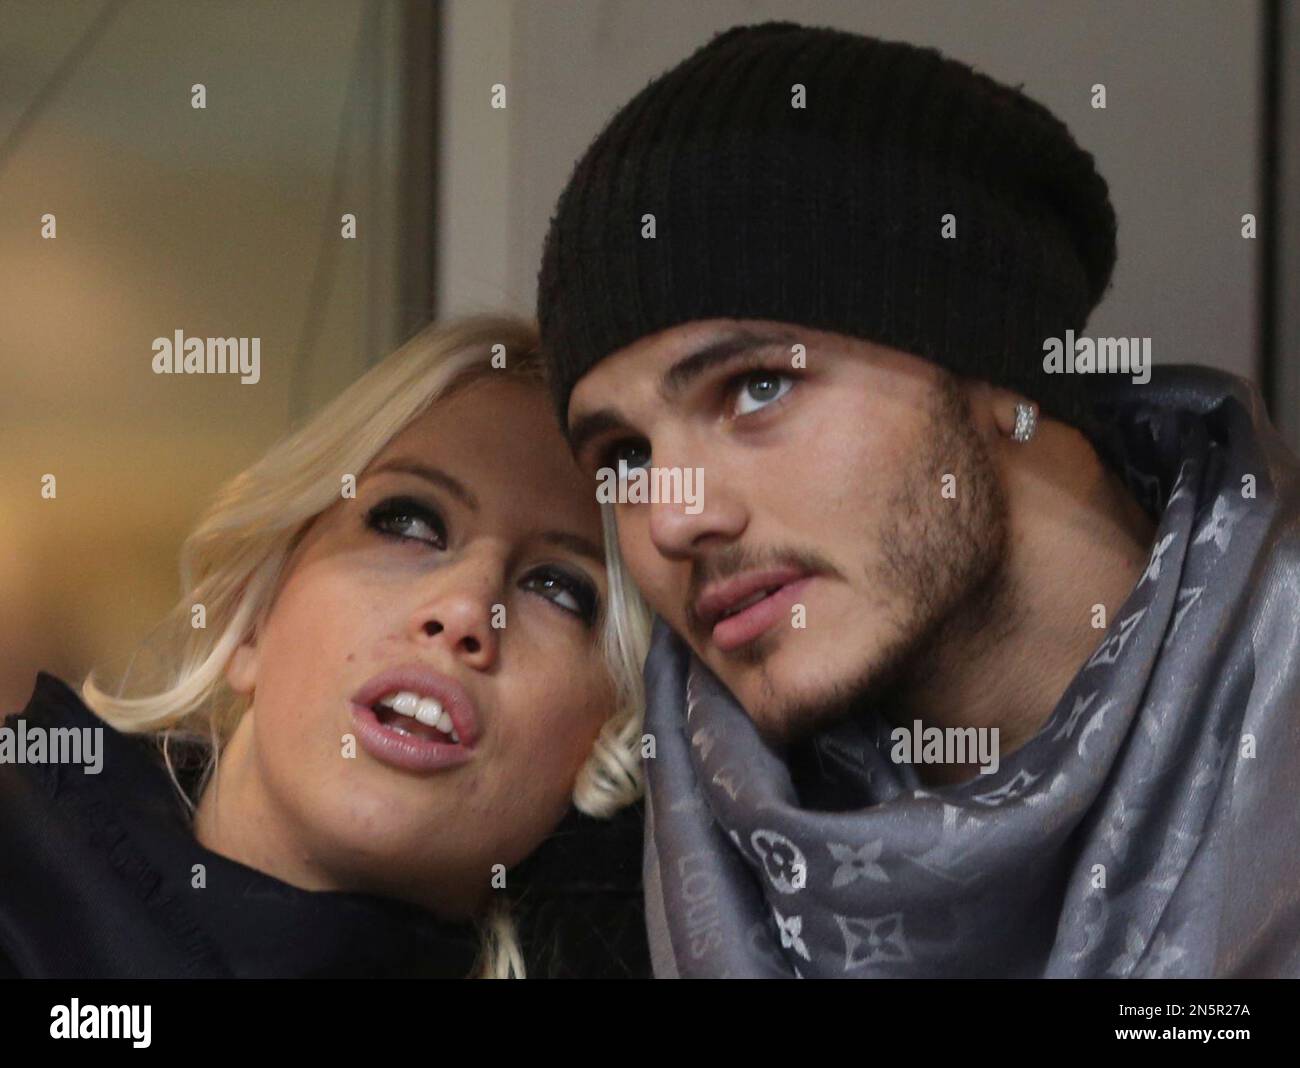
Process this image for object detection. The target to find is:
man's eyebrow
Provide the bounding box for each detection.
[567,328,799,457]
[365,459,479,511]
[537,529,604,565]
[566,409,632,461]
[661,328,799,400]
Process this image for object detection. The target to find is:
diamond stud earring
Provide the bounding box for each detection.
[1011,402,1038,443]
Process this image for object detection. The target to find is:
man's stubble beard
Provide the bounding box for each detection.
[756,375,1022,748]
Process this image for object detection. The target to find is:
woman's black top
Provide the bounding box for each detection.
[0,673,650,979]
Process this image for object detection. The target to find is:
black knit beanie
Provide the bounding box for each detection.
[537,21,1117,435]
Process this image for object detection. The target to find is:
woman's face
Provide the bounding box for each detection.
[215,375,614,918]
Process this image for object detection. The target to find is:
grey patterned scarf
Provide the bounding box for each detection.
[642,365,1300,978]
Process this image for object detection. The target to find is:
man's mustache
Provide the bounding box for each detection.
[684,544,842,635]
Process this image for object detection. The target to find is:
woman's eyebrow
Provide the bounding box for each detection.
[538,529,604,565]
[365,459,480,512]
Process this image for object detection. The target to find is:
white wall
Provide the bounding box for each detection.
[439,0,1262,384]
[435,0,515,317]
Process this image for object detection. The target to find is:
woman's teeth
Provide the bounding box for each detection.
[374,690,460,743]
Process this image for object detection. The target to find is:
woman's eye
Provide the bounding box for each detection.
[732,371,793,416]
[521,567,599,625]
[366,497,447,549]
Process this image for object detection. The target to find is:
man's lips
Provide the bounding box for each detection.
[695,567,811,629]
[694,567,815,652]
[710,577,814,652]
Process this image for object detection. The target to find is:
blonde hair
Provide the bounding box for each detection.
[82,315,648,978]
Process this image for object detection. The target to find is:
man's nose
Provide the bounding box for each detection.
[645,470,746,560]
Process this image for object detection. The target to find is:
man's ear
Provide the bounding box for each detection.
[225,634,259,696]
[977,384,1035,441]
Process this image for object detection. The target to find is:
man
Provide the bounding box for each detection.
[536,21,1300,977]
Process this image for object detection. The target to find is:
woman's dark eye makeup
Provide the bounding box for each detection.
[363,494,600,626]
[520,568,599,625]
[366,495,447,549]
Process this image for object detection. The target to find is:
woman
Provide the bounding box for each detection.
[0,315,653,978]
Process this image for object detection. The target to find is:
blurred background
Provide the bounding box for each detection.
[2,0,1297,710]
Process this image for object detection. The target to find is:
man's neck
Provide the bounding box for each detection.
[895,427,1157,787]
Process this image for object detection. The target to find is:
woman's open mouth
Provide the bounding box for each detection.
[370,690,461,743]
[349,667,479,774]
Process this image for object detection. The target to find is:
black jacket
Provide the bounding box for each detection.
[0,673,649,978]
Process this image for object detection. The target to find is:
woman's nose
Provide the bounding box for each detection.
[409,567,501,670]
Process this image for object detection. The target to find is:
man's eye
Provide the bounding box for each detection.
[732,371,793,416]
[601,440,650,471]
[365,497,447,549]
[521,567,599,625]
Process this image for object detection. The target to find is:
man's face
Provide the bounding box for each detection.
[568,318,1012,746]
